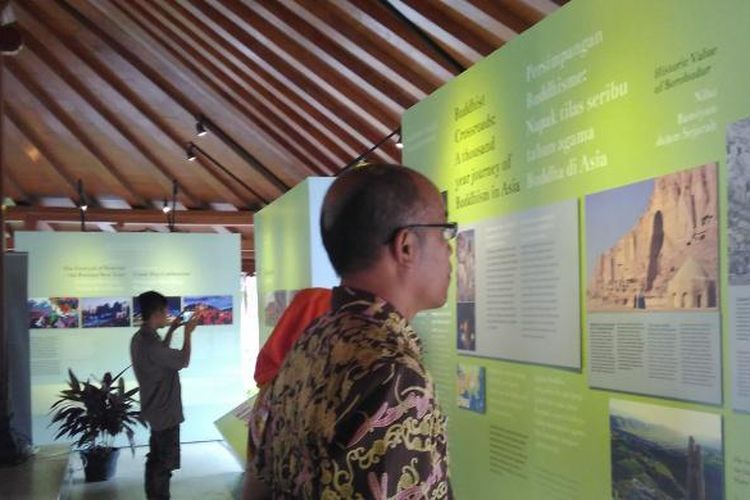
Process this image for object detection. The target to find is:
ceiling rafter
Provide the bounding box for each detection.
[206,0,401,136]
[398,0,506,56]
[56,0,300,194]
[17,27,205,208]
[4,106,82,200]
[16,0,262,208]
[5,205,254,227]
[160,1,357,169]
[461,0,539,32]
[179,0,395,165]
[115,0,332,177]
[188,0,400,162]
[6,60,150,207]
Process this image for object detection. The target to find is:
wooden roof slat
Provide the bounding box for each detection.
[383,1,483,68]
[178,1,395,166]
[17,27,206,208]
[468,0,546,28]
[122,0,335,176]
[166,1,371,169]
[3,172,28,203]
[246,1,407,114]
[338,0,459,80]
[5,101,103,204]
[186,0,400,162]
[263,2,423,107]
[55,0,299,194]
[399,0,513,54]
[6,60,149,207]
[16,0,263,208]
[206,0,400,136]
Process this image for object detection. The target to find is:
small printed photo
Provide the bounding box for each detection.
[457,302,476,351]
[183,295,233,325]
[610,399,723,500]
[28,297,79,329]
[264,290,288,327]
[457,364,486,413]
[457,229,476,302]
[132,296,181,327]
[81,297,131,328]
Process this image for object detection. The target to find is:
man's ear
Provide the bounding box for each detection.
[390,228,419,266]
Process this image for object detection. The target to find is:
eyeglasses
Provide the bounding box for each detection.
[387,222,458,242]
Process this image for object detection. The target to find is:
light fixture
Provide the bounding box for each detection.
[196,119,208,137]
[395,129,403,149]
[77,179,88,231]
[186,143,197,161]
[162,199,171,214]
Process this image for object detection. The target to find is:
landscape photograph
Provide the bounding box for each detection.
[610,399,723,499]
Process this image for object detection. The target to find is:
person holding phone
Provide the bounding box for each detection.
[130,291,199,500]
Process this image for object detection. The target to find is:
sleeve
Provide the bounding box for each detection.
[329,362,451,499]
[148,342,187,371]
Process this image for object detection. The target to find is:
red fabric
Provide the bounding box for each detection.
[254,288,333,387]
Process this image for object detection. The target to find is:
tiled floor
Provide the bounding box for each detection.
[63,441,245,500]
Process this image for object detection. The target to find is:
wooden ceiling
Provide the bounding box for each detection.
[0,0,566,273]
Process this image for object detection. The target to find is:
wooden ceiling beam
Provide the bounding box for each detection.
[16,0,262,208]
[5,102,94,202]
[55,0,299,194]
[188,0,400,162]
[271,1,427,106]
[399,0,506,55]
[468,0,545,28]
[118,0,332,177]
[6,205,254,227]
[178,0,395,166]
[17,28,205,208]
[206,0,400,135]
[377,0,476,70]
[155,0,353,172]
[298,0,452,89]
[2,173,27,204]
[5,60,149,207]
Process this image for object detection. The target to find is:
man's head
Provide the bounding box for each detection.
[138,291,169,328]
[321,164,454,316]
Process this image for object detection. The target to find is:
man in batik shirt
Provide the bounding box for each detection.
[246,164,455,499]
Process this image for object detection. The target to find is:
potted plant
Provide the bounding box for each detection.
[49,367,144,482]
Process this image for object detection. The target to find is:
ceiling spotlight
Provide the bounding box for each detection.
[186,144,197,161]
[162,199,172,214]
[80,204,88,212]
[395,131,403,149]
[196,120,208,137]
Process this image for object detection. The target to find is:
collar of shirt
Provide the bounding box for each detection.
[331,286,423,358]
[139,325,160,340]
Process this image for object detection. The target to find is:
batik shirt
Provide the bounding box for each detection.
[250,286,452,499]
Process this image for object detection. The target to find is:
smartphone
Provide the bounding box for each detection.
[179,310,194,323]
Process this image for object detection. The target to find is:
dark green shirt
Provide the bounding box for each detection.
[130,327,187,431]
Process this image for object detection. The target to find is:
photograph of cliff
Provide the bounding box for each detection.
[728,118,750,285]
[610,399,723,500]
[586,164,718,312]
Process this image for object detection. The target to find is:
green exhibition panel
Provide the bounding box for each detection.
[15,232,244,446]
[402,0,750,498]
[255,177,336,343]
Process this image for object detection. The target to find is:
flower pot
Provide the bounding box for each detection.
[81,446,120,482]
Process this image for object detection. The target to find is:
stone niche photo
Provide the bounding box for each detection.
[586,163,718,312]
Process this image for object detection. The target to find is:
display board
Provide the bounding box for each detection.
[255,177,337,345]
[15,232,244,446]
[403,0,750,497]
